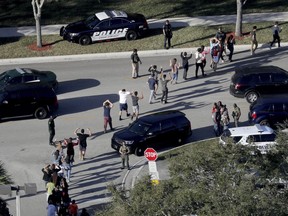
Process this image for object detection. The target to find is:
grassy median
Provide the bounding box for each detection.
[0,21,288,59]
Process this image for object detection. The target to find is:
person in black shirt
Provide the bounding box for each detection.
[48,115,57,145]
[74,128,92,160]
[180,51,192,80]
[163,20,173,49]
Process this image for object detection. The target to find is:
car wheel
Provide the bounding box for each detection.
[126,30,137,41]
[135,146,144,156]
[79,35,91,45]
[260,120,270,127]
[34,107,48,119]
[246,91,259,103]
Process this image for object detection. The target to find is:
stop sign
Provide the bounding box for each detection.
[144,148,158,161]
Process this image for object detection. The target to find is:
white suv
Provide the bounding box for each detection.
[219,124,276,154]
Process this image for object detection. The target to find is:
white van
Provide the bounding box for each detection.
[219,124,276,154]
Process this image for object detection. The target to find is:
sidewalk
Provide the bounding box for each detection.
[0,12,288,38]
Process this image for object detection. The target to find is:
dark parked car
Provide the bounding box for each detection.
[60,10,149,45]
[111,110,192,156]
[229,65,288,103]
[0,68,58,91]
[248,95,288,127]
[0,84,58,121]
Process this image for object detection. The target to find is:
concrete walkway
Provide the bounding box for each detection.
[0,12,288,38]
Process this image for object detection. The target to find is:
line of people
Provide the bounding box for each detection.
[43,134,91,215]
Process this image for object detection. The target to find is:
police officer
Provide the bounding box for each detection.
[232,103,241,127]
[48,115,57,145]
[163,20,173,49]
[119,142,130,170]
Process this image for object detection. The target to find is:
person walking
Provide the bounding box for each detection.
[231,103,241,127]
[226,34,235,62]
[212,106,222,137]
[42,164,53,188]
[48,115,57,146]
[159,71,172,104]
[103,99,114,133]
[119,142,130,170]
[64,138,78,166]
[147,75,157,104]
[131,49,142,78]
[220,105,230,131]
[74,128,92,161]
[47,199,58,216]
[270,21,282,49]
[250,26,258,55]
[131,91,144,121]
[118,89,131,120]
[163,20,173,49]
[170,58,180,84]
[201,45,208,69]
[215,27,227,62]
[180,51,192,80]
[195,48,205,78]
[68,200,78,216]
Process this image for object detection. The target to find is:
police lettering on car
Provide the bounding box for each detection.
[92,28,128,40]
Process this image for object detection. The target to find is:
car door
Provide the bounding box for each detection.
[157,119,177,147]
[271,72,288,94]
[268,103,286,125]
[92,20,110,41]
[0,91,25,118]
[256,73,274,94]
[252,134,276,154]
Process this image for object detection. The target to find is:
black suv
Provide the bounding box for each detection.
[111,110,192,156]
[229,66,288,103]
[0,84,58,121]
[248,95,288,127]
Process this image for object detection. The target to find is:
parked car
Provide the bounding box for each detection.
[0,68,58,91]
[248,95,288,127]
[229,65,288,103]
[60,10,149,45]
[0,84,58,121]
[219,124,276,154]
[111,110,192,156]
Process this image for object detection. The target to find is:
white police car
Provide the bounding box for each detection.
[219,124,276,154]
[60,10,149,45]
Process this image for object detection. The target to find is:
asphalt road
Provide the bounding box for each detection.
[1,45,288,215]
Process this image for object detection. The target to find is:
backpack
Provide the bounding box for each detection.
[211,45,219,56]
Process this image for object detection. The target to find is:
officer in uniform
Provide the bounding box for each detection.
[119,142,130,170]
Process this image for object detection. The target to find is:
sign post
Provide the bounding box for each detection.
[144,148,160,185]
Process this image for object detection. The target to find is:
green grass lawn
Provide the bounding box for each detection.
[0,21,287,59]
[0,0,288,27]
[0,0,288,59]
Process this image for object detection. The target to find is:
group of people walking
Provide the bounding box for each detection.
[212,101,241,137]
[46,119,92,215]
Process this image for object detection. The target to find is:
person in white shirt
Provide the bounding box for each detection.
[195,47,206,78]
[118,89,131,120]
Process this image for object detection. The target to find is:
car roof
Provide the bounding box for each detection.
[226,124,274,136]
[139,110,186,123]
[95,10,128,21]
[253,94,288,104]
[235,65,288,75]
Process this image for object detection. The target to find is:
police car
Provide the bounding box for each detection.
[219,124,276,154]
[60,10,149,45]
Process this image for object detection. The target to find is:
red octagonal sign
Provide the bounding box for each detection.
[144,148,158,161]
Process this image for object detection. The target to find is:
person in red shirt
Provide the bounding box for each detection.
[68,199,78,216]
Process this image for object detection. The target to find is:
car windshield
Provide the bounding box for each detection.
[84,15,100,28]
[128,121,151,135]
[0,69,22,83]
